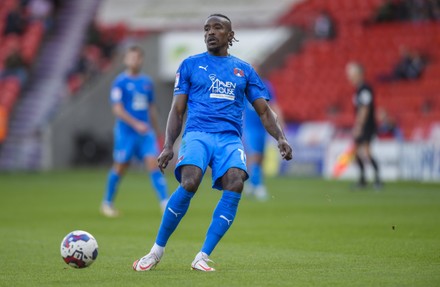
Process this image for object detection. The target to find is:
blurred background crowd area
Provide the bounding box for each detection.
[0,0,439,180]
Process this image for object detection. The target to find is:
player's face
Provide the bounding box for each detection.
[204,16,233,56]
[124,50,143,73]
[346,65,359,86]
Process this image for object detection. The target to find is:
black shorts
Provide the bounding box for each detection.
[355,130,375,144]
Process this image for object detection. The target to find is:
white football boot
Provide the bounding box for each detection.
[254,185,269,201]
[242,183,254,197]
[100,202,119,218]
[191,252,215,272]
[133,252,161,271]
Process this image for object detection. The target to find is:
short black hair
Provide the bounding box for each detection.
[207,13,232,23]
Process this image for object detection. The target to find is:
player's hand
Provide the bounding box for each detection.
[134,121,149,134]
[157,147,174,173]
[278,138,293,161]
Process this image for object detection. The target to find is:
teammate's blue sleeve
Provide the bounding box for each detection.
[110,78,124,104]
[174,59,191,96]
[245,67,269,104]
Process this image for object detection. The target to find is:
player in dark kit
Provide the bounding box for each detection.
[346,62,382,189]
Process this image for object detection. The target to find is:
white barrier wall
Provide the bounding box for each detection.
[323,140,440,182]
[400,142,440,181]
[324,139,400,181]
[258,123,440,182]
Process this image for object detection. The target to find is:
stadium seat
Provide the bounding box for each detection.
[0,78,20,114]
[272,0,440,139]
[0,0,48,141]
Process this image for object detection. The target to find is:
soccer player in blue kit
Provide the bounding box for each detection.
[100,46,169,217]
[132,14,292,272]
[243,74,285,201]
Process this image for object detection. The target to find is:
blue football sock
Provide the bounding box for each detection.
[249,163,263,187]
[104,170,121,204]
[155,185,195,247]
[201,190,241,255]
[150,169,168,201]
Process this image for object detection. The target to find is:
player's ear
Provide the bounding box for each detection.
[228,30,235,45]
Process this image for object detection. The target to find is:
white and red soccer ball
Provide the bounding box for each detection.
[60,230,98,268]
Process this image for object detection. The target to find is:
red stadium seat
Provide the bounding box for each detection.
[272,1,440,139]
[0,78,21,114]
[21,21,44,63]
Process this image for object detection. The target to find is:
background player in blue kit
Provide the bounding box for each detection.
[100,46,169,217]
[132,14,292,272]
[243,71,285,201]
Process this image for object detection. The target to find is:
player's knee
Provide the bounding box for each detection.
[250,154,264,165]
[113,163,129,175]
[222,169,246,192]
[180,165,203,192]
[180,177,200,192]
[144,157,158,171]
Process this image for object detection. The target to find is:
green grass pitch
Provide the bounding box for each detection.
[0,169,439,287]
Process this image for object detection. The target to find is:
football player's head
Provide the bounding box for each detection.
[204,14,238,55]
[346,62,364,86]
[124,45,144,73]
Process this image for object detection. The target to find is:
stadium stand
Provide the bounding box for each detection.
[3,0,438,170]
[66,22,128,94]
[274,0,440,140]
[0,0,47,143]
[0,0,304,169]
[0,0,101,169]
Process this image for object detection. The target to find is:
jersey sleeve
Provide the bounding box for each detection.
[173,59,191,96]
[358,89,372,106]
[146,78,155,104]
[110,79,124,104]
[245,67,269,104]
[263,80,275,102]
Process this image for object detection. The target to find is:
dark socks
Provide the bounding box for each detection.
[355,155,365,184]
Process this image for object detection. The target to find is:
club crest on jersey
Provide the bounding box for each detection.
[233,68,244,77]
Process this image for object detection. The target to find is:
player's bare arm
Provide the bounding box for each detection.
[157,94,188,172]
[252,98,293,160]
[148,103,162,138]
[353,105,368,138]
[112,103,148,134]
[270,102,286,130]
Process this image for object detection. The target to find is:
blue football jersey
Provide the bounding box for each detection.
[110,72,155,134]
[244,79,275,129]
[174,52,269,136]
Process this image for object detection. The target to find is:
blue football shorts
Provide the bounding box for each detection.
[113,130,158,163]
[175,131,248,190]
[243,124,267,155]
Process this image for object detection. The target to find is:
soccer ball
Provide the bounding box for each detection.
[60,230,98,268]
